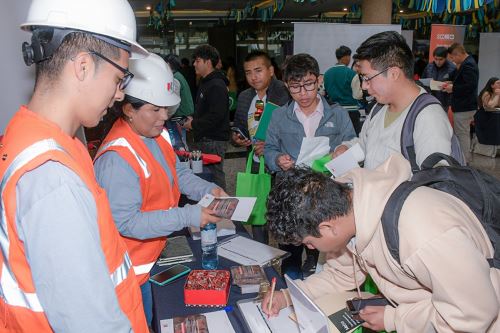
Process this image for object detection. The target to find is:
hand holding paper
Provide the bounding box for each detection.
[325,143,364,177]
[296,136,330,167]
[198,194,257,222]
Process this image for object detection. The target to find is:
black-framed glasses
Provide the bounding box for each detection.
[360,68,389,83]
[89,51,134,90]
[288,79,318,94]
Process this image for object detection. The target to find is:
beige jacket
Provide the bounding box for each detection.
[296,154,500,332]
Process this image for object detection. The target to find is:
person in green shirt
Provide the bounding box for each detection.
[164,54,194,148]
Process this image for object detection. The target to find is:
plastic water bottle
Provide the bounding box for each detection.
[201,223,218,269]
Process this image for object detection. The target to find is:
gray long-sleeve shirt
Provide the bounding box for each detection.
[16,162,132,333]
[94,136,216,240]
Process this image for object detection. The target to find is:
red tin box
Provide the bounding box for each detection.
[184,270,231,307]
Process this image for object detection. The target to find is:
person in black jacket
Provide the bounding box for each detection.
[232,50,290,245]
[421,46,456,110]
[183,44,230,189]
[444,43,479,160]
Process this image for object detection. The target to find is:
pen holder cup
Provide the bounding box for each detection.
[191,159,203,174]
[179,161,190,169]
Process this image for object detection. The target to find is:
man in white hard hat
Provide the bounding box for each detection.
[0,1,149,332]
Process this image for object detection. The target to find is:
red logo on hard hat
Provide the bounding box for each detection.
[166,82,172,92]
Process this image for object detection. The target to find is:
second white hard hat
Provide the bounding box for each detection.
[126,54,181,107]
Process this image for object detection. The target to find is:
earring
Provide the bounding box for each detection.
[129,117,133,122]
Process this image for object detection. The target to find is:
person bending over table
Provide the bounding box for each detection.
[94,53,226,326]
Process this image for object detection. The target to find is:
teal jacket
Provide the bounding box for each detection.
[324,64,359,111]
[173,71,194,117]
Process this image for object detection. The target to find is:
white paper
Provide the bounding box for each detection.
[189,219,236,240]
[198,194,257,222]
[160,310,235,333]
[218,235,288,267]
[430,79,445,91]
[296,136,330,167]
[237,299,300,333]
[419,78,431,87]
[325,143,364,177]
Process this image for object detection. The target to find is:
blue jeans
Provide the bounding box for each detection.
[140,281,153,326]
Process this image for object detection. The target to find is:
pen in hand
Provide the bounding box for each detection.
[267,277,277,319]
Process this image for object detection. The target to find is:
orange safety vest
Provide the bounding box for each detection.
[0,107,148,333]
[95,118,181,284]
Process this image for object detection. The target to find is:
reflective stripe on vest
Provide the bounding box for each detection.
[132,261,155,276]
[0,139,65,312]
[110,252,133,287]
[0,139,133,311]
[97,138,151,178]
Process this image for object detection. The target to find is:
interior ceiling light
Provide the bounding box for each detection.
[399,9,404,13]
[146,6,151,10]
[343,8,348,11]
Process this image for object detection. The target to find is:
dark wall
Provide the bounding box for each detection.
[208,25,236,63]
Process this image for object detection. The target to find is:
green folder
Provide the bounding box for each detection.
[254,102,280,141]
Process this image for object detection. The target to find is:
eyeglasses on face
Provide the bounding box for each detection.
[360,67,390,83]
[288,79,318,94]
[89,51,134,90]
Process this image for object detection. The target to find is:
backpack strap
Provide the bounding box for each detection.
[400,93,441,173]
[369,103,385,120]
[420,152,461,169]
[381,179,434,265]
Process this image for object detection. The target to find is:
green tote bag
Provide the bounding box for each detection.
[236,150,271,226]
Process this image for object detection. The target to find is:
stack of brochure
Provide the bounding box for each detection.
[230,265,269,294]
[157,236,194,266]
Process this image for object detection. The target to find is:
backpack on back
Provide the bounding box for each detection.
[370,93,465,172]
[381,153,500,268]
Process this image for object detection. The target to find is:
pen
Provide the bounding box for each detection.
[267,277,277,319]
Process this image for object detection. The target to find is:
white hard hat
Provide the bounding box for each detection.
[126,54,181,107]
[20,0,147,58]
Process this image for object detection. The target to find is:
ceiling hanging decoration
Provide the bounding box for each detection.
[395,0,499,36]
[148,0,177,32]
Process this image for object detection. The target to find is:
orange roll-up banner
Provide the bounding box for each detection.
[428,24,466,62]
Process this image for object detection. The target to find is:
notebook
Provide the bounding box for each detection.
[238,274,370,333]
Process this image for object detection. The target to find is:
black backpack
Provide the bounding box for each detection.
[370,93,465,172]
[381,153,500,268]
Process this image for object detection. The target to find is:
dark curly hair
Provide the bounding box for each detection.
[192,44,220,68]
[266,168,352,245]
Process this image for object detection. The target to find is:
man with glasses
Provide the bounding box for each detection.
[264,53,355,278]
[0,1,149,332]
[332,31,453,170]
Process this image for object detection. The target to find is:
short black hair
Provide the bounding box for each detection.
[266,168,352,245]
[335,45,352,60]
[192,44,220,68]
[244,50,272,67]
[114,95,149,120]
[433,46,448,58]
[282,53,319,83]
[354,31,414,80]
[34,29,120,88]
[164,53,182,73]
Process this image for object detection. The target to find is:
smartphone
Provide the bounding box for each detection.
[346,296,390,315]
[149,264,191,286]
[170,116,188,126]
[231,127,249,141]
